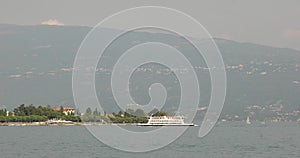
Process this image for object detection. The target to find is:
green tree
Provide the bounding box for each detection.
[134,109,145,117]
[7,111,13,116]
[85,107,92,116]
[0,109,6,116]
[60,106,64,116]
[93,108,99,116]
[14,104,26,116]
[117,111,124,117]
[153,111,168,116]
[149,108,159,116]
[124,109,134,117]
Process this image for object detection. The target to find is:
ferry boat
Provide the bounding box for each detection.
[137,115,197,126]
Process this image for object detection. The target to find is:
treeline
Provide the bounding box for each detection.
[0,104,168,123]
[0,104,81,123]
[13,104,64,118]
[81,109,148,123]
[81,108,168,124]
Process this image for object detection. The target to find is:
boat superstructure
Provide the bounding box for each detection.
[138,115,197,126]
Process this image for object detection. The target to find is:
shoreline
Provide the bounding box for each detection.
[1,120,299,127]
[0,122,139,126]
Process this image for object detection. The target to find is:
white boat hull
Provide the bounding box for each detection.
[137,123,198,126]
[137,116,198,126]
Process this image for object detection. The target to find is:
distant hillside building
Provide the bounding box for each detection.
[52,107,75,115]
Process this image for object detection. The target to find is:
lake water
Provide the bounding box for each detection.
[0,122,299,158]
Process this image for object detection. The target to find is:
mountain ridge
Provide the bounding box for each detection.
[0,24,299,117]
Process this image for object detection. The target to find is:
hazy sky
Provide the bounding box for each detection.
[1,0,299,50]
